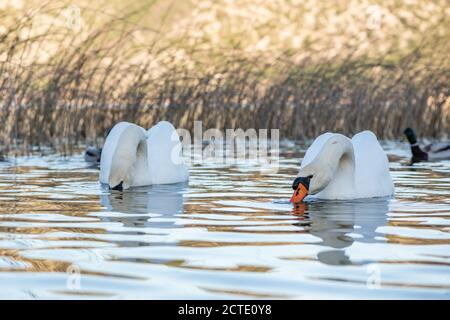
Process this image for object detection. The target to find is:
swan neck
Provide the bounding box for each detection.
[301,135,356,196]
[318,136,355,172]
[108,124,149,188]
[323,137,356,194]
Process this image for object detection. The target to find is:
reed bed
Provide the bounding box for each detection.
[0,0,449,155]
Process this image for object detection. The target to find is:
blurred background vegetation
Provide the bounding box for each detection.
[0,0,449,154]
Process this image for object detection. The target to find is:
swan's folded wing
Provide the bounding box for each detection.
[146,121,189,184]
[351,130,394,197]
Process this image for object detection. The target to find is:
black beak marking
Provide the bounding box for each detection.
[111,181,123,191]
[292,176,312,190]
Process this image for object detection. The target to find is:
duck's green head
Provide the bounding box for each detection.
[403,128,417,144]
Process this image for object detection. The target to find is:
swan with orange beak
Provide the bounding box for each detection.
[289,131,394,203]
[290,176,312,203]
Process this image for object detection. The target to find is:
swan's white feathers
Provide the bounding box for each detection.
[146,121,189,184]
[352,130,394,198]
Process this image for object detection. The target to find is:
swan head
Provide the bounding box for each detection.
[290,135,357,203]
[292,152,344,202]
[107,136,147,190]
[291,170,333,201]
[107,155,134,191]
[290,175,312,203]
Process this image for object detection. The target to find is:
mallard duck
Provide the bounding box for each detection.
[403,128,450,162]
[84,146,102,163]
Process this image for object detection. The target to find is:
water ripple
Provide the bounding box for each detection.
[0,144,449,298]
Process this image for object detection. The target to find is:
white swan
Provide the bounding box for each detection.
[290,131,394,202]
[100,121,189,190]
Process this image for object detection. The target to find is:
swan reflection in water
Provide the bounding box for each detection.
[100,182,188,228]
[292,198,390,266]
[99,181,388,266]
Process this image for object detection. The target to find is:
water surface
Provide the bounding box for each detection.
[0,143,449,299]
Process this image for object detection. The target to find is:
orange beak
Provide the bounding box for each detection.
[290,183,308,204]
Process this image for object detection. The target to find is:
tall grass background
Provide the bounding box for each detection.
[1,0,449,155]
